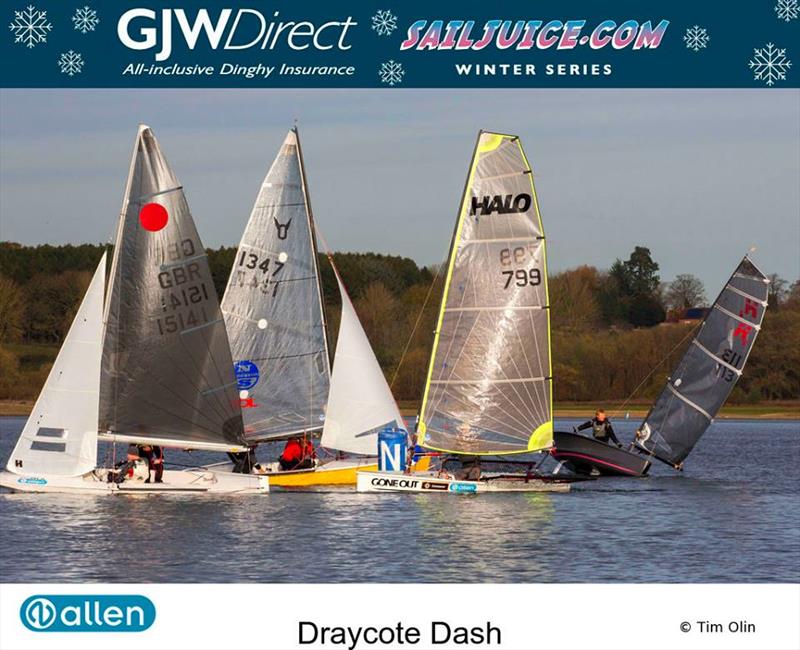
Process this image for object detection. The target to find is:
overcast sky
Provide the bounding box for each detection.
[1,89,798,290]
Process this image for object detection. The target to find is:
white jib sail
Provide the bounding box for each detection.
[7,253,106,476]
[319,272,406,456]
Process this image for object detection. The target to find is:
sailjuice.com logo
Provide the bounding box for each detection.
[20,595,155,632]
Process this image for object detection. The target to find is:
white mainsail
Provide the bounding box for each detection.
[7,254,106,477]
[320,270,406,456]
[221,128,330,442]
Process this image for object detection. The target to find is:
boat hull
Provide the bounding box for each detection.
[0,468,269,494]
[551,431,651,477]
[356,470,572,493]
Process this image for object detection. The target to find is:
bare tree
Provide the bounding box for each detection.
[665,274,706,310]
[767,273,788,308]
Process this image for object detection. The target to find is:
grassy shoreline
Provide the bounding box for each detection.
[3,399,797,420]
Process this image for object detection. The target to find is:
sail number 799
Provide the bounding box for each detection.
[499,246,541,289]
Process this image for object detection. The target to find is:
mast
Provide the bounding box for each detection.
[417,131,553,456]
[635,255,770,467]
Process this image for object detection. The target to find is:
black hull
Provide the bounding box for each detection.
[551,431,651,477]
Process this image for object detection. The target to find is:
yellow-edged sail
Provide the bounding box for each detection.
[417,131,553,455]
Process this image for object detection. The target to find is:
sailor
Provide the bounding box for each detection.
[575,409,621,447]
[227,446,257,474]
[109,445,149,483]
[137,444,154,482]
[151,445,164,483]
[278,437,314,471]
[455,456,481,481]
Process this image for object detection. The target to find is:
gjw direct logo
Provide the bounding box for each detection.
[20,595,155,632]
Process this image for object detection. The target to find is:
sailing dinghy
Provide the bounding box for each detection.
[218,128,395,486]
[551,255,770,476]
[358,131,577,493]
[1,125,267,494]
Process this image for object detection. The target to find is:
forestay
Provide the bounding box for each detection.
[7,255,106,476]
[418,131,553,455]
[100,125,245,451]
[637,256,769,466]
[320,269,406,455]
[221,128,330,442]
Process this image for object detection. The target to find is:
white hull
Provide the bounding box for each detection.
[0,467,269,495]
[356,470,571,494]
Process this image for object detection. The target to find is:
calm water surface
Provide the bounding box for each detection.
[1,417,797,583]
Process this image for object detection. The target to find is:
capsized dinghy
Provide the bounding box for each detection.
[218,128,419,486]
[551,255,770,476]
[358,131,579,493]
[0,125,267,494]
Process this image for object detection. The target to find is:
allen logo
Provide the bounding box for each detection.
[470,193,531,216]
[20,595,155,632]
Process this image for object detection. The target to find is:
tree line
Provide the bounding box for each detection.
[1,242,798,404]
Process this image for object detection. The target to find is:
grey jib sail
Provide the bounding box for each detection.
[100,125,245,450]
[417,131,553,455]
[221,128,330,442]
[637,256,769,466]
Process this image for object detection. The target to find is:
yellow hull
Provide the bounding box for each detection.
[267,456,432,487]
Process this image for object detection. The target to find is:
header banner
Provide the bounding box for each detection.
[2,1,798,87]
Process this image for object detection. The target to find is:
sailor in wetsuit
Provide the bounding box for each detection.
[575,409,621,447]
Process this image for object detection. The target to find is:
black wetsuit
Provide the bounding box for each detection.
[227,448,257,474]
[577,418,620,445]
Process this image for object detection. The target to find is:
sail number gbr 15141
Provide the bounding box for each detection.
[499,245,541,290]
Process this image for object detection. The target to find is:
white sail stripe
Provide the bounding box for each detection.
[444,305,546,313]
[159,252,208,270]
[733,272,770,284]
[431,377,549,385]
[246,426,322,443]
[220,310,262,326]
[713,303,762,329]
[462,236,542,245]
[723,284,768,306]
[471,169,531,183]
[666,383,712,421]
[691,340,742,376]
[238,242,285,257]
[179,318,224,336]
[135,185,182,202]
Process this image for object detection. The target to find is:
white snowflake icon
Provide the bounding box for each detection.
[378,59,404,86]
[58,50,84,76]
[749,43,792,86]
[72,6,99,33]
[371,9,397,36]
[775,0,799,22]
[8,4,52,49]
[683,26,709,52]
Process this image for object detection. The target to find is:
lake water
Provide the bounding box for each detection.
[0,416,797,583]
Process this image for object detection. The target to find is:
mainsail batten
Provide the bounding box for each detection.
[100,125,245,451]
[418,131,553,455]
[221,128,331,442]
[637,256,769,466]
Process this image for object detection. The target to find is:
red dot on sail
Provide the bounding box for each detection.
[139,203,168,231]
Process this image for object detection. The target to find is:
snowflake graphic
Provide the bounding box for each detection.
[378,59,404,86]
[58,50,84,76]
[371,9,397,36]
[8,4,52,49]
[775,0,799,22]
[749,43,792,86]
[683,25,709,52]
[72,5,99,33]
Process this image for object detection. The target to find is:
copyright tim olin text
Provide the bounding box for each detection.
[680,620,757,634]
